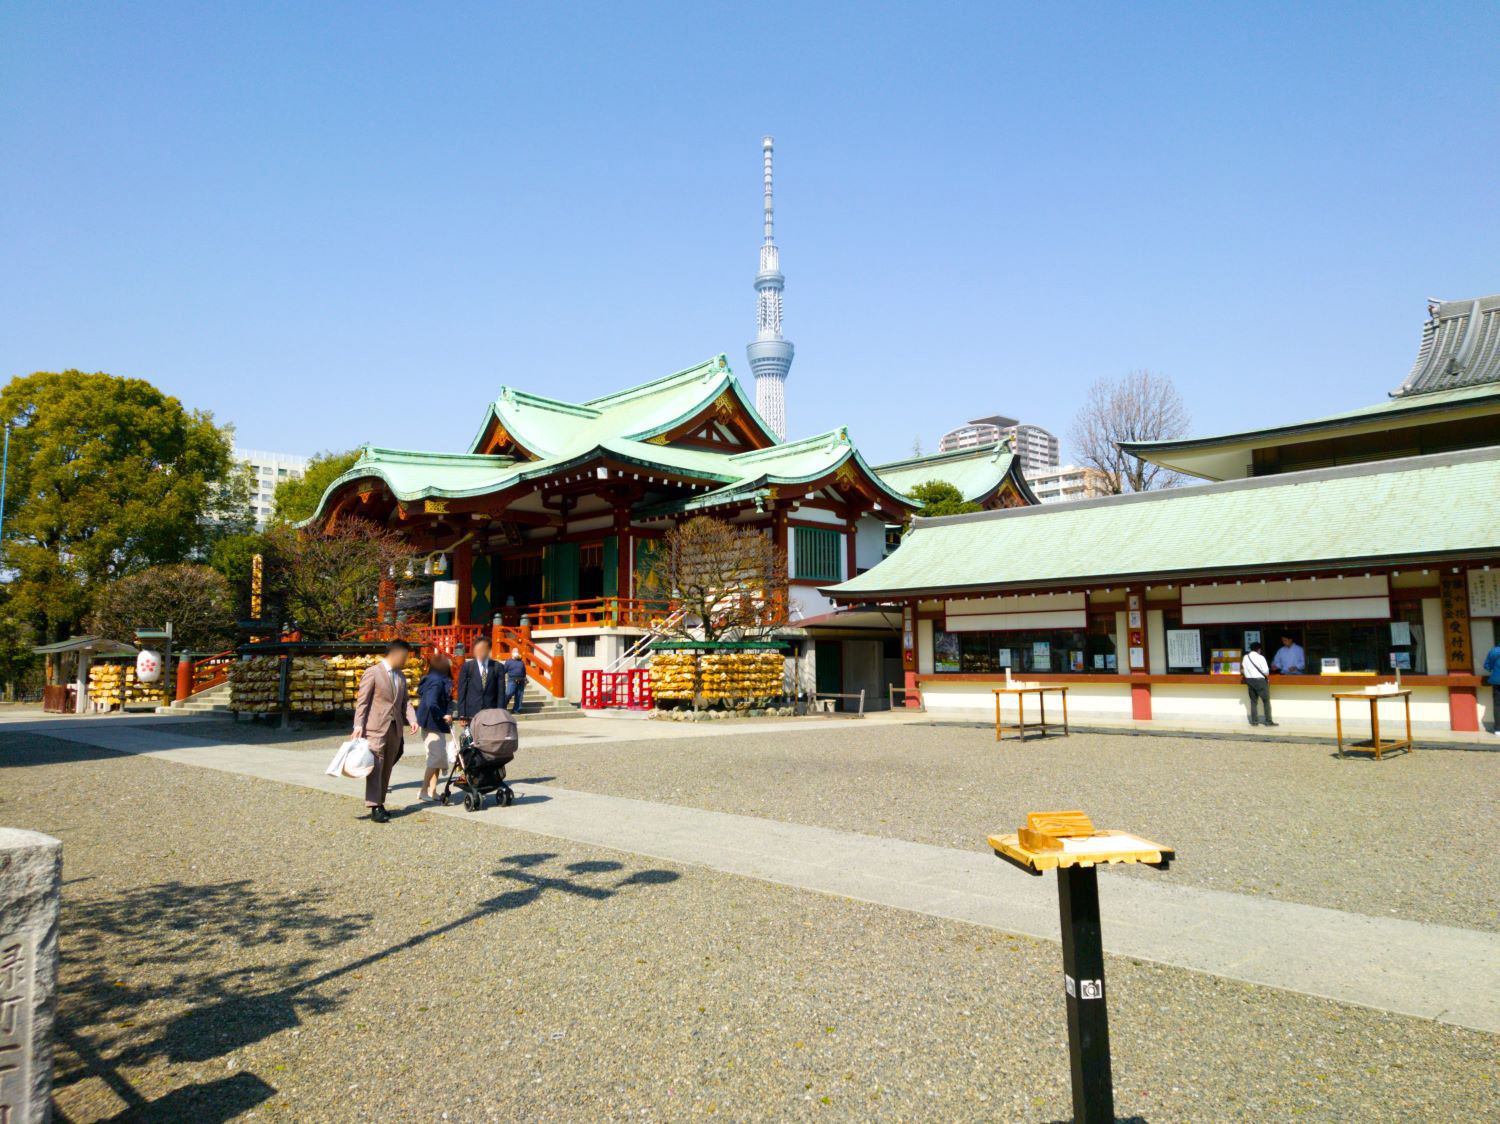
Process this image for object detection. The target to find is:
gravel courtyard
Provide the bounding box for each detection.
[3,730,1497,1122]
[478,721,1499,933]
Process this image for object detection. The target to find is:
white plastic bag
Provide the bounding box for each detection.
[328,737,375,779]
[445,735,459,768]
[325,741,352,777]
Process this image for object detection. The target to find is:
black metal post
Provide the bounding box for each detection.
[1057,864,1113,1122]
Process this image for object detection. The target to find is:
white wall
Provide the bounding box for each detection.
[854,516,887,573]
[1422,598,1446,674]
[917,619,934,674]
[1147,610,1166,674]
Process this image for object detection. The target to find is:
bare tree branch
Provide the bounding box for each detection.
[1068,370,1190,494]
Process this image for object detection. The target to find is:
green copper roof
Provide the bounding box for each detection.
[826,447,1500,599]
[1122,381,1500,463]
[873,442,1038,505]
[308,358,919,523]
[637,430,915,517]
[466,355,779,457]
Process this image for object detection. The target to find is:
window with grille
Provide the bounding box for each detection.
[793,527,842,581]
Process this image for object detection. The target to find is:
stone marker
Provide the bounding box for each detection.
[0,829,61,1124]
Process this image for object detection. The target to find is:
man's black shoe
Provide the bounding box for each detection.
[1263,721,1279,727]
[371,805,390,823]
[1248,719,1260,726]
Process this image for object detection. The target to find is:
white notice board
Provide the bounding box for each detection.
[1470,570,1500,618]
[1166,629,1202,668]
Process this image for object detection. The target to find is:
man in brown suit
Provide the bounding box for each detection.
[352,639,419,822]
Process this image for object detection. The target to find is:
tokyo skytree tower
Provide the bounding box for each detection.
[746,136,794,440]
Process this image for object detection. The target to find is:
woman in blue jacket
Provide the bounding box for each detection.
[416,653,454,802]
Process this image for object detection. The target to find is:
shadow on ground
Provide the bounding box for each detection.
[55,853,679,1119]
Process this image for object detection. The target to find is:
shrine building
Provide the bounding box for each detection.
[827,293,1500,733]
[308,354,1037,703]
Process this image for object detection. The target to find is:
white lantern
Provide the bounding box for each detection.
[136,649,163,683]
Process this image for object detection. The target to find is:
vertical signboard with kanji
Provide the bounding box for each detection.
[0,933,32,1124]
[1440,571,1471,672]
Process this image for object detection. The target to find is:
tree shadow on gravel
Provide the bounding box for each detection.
[57,854,681,1118]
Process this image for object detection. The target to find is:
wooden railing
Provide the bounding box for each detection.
[420,624,488,657]
[185,649,238,697]
[493,624,565,698]
[528,597,676,631]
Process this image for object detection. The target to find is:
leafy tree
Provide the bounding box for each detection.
[208,532,281,623]
[271,449,361,524]
[907,479,982,518]
[87,564,236,653]
[0,596,40,693]
[267,517,416,640]
[639,516,788,642]
[0,371,241,640]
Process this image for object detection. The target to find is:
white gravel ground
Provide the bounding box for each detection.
[4,733,1497,1122]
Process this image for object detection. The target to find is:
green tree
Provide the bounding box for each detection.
[87,564,236,653]
[0,595,40,693]
[271,449,361,524]
[906,480,982,519]
[0,371,241,640]
[208,531,282,622]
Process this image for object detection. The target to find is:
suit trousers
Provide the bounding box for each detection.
[364,721,404,806]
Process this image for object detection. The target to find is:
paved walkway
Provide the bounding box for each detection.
[8,714,1499,1035]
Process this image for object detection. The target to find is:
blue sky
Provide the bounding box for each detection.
[3,2,1497,464]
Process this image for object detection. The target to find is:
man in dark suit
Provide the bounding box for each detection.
[456,635,501,725]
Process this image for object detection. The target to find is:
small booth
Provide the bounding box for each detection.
[31,636,141,714]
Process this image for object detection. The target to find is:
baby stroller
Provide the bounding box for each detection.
[441,707,518,811]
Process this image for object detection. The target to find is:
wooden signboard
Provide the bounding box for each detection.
[1440,571,1471,671]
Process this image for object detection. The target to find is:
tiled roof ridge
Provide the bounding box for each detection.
[582,355,727,410]
[495,388,600,420]
[1394,292,1500,398]
[872,439,1012,471]
[727,428,850,464]
[359,445,516,465]
[910,444,1500,531]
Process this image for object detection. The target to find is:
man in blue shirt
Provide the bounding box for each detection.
[1483,640,1500,737]
[1270,634,1306,675]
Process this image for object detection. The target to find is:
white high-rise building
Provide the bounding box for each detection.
[745,136,793,440]
[235,447,309,526]
[939,416,1059,475]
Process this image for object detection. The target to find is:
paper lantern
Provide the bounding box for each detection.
[136,649,163,683]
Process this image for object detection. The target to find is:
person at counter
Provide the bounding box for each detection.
[1271,634,1306,674]
[1242,641,1277,727]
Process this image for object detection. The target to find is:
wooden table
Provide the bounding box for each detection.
[1331,689,1413,759]
[993,686,1069,741]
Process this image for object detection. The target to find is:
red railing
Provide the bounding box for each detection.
[528,597,676,631]
[186,649,238,697]
[493,624,565,698]
[581,668,653,710]
[421,624,488,657]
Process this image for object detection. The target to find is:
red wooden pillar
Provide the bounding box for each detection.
[901,601,920,708]
[614,508,631,603]
[1126,587,1152,720]
[845,523,858,581]
[454,540,474,625]
[1449,686,1479,732]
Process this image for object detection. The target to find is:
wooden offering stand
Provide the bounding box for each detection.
[989,810,1174,1124]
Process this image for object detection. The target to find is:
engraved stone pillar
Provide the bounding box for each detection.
[0,829,62,1124]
